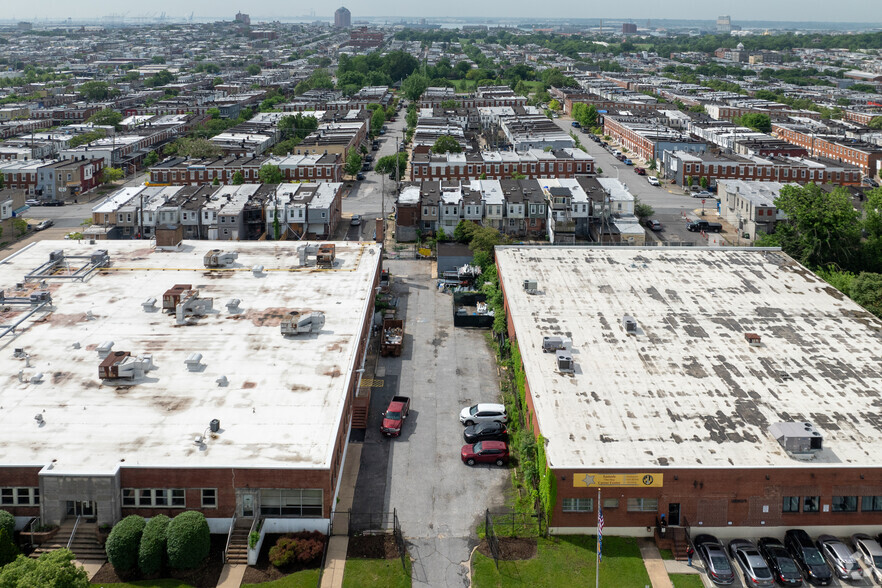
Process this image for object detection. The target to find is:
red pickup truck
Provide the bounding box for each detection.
[381,396,410,437]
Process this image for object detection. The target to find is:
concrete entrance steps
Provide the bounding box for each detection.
[31,520,106,561]
[225,518,253,565]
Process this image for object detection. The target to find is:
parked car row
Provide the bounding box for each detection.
[696,529,882,586]
[460,404,509,467]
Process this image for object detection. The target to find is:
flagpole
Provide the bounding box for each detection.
[596,487,601,588]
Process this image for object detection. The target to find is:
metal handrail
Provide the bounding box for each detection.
[66,516,82,550]
[26,516,39,548]
[248,515,260,540]
[223,513,237,563]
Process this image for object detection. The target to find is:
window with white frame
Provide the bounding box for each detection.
[201,488,218,508]
[0,487,39,506]
[562,498,593,512]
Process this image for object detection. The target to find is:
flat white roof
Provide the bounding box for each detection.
[0,240,380,473]
[496,246,882,470]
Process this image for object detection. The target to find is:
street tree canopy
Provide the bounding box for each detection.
[258,164,283,184]
[431,135,462,154]
[344,147,363,176]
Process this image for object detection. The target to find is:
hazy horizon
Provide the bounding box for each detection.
[2,0,880,26]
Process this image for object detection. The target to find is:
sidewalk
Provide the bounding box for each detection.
[638,539,673,588]
[319,442,363,588]
[215,564,247,588]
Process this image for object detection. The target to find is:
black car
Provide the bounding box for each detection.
[355,172,365,181]
[758,537,803,586]
[463,421,508,444]
[784,529,832,585]
[694,534,735,585]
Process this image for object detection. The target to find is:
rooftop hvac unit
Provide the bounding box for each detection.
[142,297,157,311]
[90,249,110,265]
[185,353,203,371]
[542,336,572,353]
[623,315,637,334]
[281,311,325,335]
[769,422,823,455]
[96,340,114,355]
[556,349,574,373]
[49,249,64,262]
[203,249,238,268]
[29,291,51,304]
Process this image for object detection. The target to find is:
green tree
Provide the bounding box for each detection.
[231,171,244,185]
[375,153,407,178]
[68,130,106,148]
[87,109,123,128]
[0,549,88,588]
[78,80,114,101]
[344,147,363,176]
[144,151,159,167]
[634,200,655,222]
[850,273,882,319]
[151,55,166,64]
[0,528,17,566]
[469,226,506,258]
[684,175,692,187]
[278,114,318,140]
[571,103,598,128]
[370,108,385,136]
[0,171,3,190]
[258,164,283,184]
[768,183,862,270]
[147,69,174,87]
[246,63,261,75]
[101,167,125,184]
[401,73,429,101]
[548,99,561,111]
[453,220,479,243]
[734,112,772,133]
[166,511,210,570]
[440,99,457,109]
[869,116,882,130]
[700,176,709,189]
[212,177,220,186]
[174,138,223,159]
[431,135,462,154]
[0,510,13,537]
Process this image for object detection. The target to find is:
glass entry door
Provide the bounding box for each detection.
[66,500,96,517]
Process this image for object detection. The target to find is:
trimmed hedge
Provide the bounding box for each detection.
[106,515,146,573]
[0,528,19,566]
[166,511,210,570]
[0,510,14,538]
[138,514,170,576]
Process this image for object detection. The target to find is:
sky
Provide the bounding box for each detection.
[4,0,880,24]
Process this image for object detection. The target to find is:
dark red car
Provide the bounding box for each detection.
[461,440,509,466]
[634,167,646,175]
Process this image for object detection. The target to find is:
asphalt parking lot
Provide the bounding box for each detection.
[350,258,509,587]
[692,534,878,588]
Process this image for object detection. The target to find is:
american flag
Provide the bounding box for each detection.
[597,505,604,562]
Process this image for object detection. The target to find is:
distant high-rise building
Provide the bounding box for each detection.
[235,12,250,26]
[717,15,732,34]
[622,23,637,34]
[334,7,351,29]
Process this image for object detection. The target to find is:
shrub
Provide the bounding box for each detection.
[0,528,19,566]
[106,515,146,573]
[138,514,170,576]
[0,510,14,538]
[268,531,325,568]
[166,511,210,570]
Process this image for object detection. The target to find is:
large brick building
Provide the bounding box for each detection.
[496,246,882,536]
[409,148,594,182]
[773,122,882,178]
[663,150,862,187]
[0,241,380,535]
[148,153,342,186]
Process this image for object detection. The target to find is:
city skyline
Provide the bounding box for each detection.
[2,0,880,25]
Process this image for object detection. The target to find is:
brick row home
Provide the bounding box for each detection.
[395,177,614,242]
[602,115,707,163]
[0,157,104,200]
[148,153,342,186]
[410,148,594,182]
[663,150,863,188]
[772,123,882,178]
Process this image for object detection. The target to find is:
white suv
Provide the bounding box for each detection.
[647,176,660,186]
[460,403,507,426]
